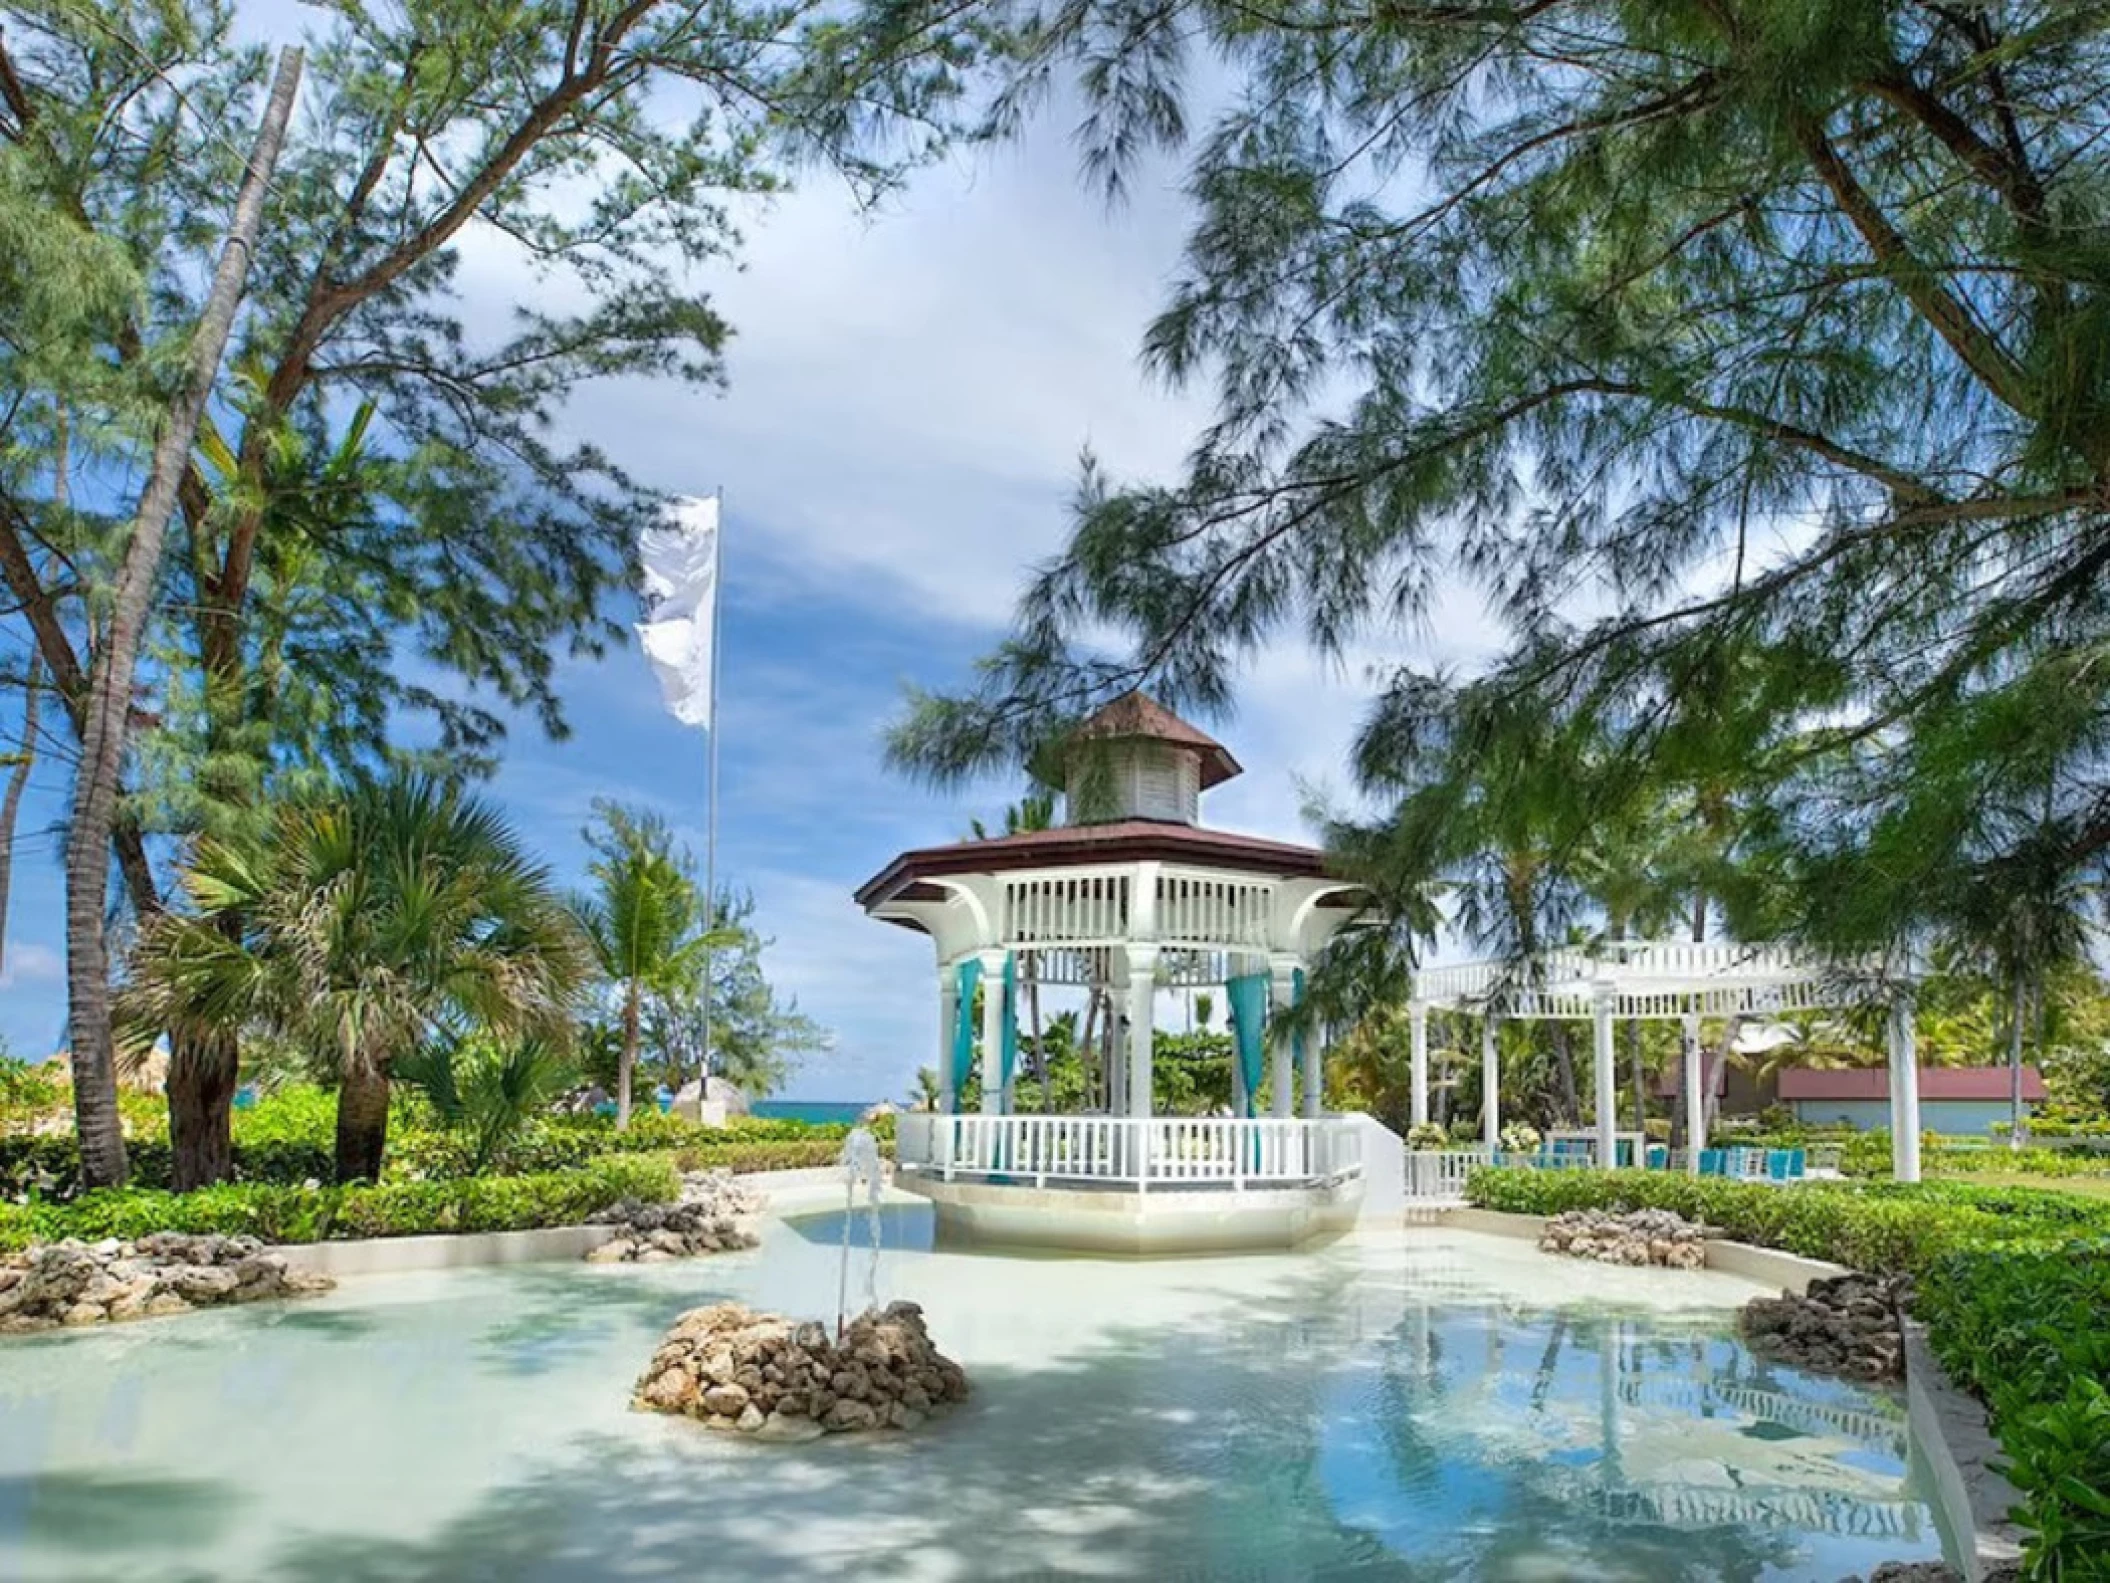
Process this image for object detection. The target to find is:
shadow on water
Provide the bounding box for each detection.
[0,1472,240,1552]
[0,1248,1944,1583]
[232,1261,1929,1583]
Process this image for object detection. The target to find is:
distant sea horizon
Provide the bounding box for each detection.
[750,1100,874,1126]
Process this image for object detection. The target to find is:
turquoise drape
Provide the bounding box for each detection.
[1000,955,1019,1090]
[1226,972,1269,1118]
[950,957,983,1110]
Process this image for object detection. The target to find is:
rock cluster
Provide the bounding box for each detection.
[634,1299,969,1438]
[0,1233,332,1334]
[1838,1563,1978,1583]
[1538,1208,1708,1269]
[1740,1273,1910,1381]
[585,1169,765,1263]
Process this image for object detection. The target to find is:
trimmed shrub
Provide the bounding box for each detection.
[1,1154,679,1251]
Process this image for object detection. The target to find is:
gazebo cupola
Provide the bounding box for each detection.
[1061,692,1242,826]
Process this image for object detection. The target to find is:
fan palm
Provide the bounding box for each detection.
[570,801,731,1129]
[127,774,586,1182]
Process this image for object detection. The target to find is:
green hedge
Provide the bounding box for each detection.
[1466,1168,2110,1577]
[0,1154,678,1252]
[2,1089,874,1197]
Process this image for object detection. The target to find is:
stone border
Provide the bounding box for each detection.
[1434,1205,2023,1580]
[1902,1318,2026,1582]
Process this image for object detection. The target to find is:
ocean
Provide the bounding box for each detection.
[749,1100,872,1126]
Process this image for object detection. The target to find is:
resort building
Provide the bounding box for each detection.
[1779,1066,2045,1134]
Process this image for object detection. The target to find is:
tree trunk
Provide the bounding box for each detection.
[1029,958,1049,1112]
[62,49,302,1190]
[0,654,38,976]
[617,981,639,1130]
[167,1026,239,1191]
[1079,987,1102,1111]
[2007,973,2028,1151]
[334,1061,391,1184]
[1550,1022,1579,1124]
[1627,1019,1648,1136]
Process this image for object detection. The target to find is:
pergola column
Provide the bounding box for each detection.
[976,947,1008,1116]
[1481,1010,1500,1152]
[1126,946,1158,1119]
[1888,984,1922,1183]
[938,969,960,1115]
[1268,956,1298,1118]
[1592,982,1618,1167]
[1681,1011,1703,1176]
[1408,1001,1430,1127]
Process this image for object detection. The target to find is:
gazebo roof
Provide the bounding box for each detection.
[1070,693,1243,789]
[854,819,1337,914]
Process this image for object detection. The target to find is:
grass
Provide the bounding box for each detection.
[1935,1169,2110,1202]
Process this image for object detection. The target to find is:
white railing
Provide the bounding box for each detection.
[896,1114,1363,1192]
[1402,1148,1488,1202]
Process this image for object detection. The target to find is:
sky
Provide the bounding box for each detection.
[0,49,1502,1102]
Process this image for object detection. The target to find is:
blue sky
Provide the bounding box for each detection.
[0,61,1497,1101]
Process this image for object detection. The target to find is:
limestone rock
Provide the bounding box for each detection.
[583,1172,765,1263]
[1538,1209,1709,1269]
[0,1232,330,1339]
[1741,1274,1910,1382]
[634,1299,968,1438]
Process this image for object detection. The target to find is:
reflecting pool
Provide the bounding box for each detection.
[0,1214,1948,1580]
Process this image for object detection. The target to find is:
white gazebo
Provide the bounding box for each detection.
[859,693,1379,1250]
[1407,942,1926,1182]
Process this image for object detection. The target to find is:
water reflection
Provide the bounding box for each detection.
[1313,1284,1932,1579]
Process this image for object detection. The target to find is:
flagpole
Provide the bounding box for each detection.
[699,488,725,1092]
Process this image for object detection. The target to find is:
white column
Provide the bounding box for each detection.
[1681,1011,1703,1175]
[1409,1001,1430,1127]
[938,969,959,1115]
[1481,1011,1500,1152]
[1888,988,1922,1182]
[1127,947,1158,1119]
[1268,957,1297,1118]
[977,948,1007,1117]
[1593,984,1617,1168]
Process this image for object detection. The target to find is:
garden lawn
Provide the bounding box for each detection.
[1934,1170,2110,1203]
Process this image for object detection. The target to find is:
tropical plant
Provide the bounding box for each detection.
[1,1,990,1186]
[393,1031,578,1176]
[639,888,828,1099]
[570,802,728,1129]
[125,773,586,1182]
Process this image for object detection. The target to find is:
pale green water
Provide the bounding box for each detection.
[0,1213,1947,1581]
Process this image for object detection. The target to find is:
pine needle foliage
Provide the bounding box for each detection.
[890,0,2110,964]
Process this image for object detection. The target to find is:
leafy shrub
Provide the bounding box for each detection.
[1466,1167,2110,1577]
[1,1154,678,1250]
[3,1084,864,1197]
[1916,1248,2110,1575]
[1406,1122,1448,1151]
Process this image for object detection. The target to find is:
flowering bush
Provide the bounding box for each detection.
[1498,1123,1541,1153]
[1405,1122,1448,1151]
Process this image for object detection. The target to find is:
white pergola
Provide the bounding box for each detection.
[1408,942,1925,1181]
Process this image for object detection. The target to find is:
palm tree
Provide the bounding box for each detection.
[570,801,729,1129]
[128,773,586,1182]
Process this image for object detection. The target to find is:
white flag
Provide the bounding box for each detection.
[637,495,720,727]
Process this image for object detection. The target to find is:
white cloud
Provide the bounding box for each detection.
[0,940,61,990]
